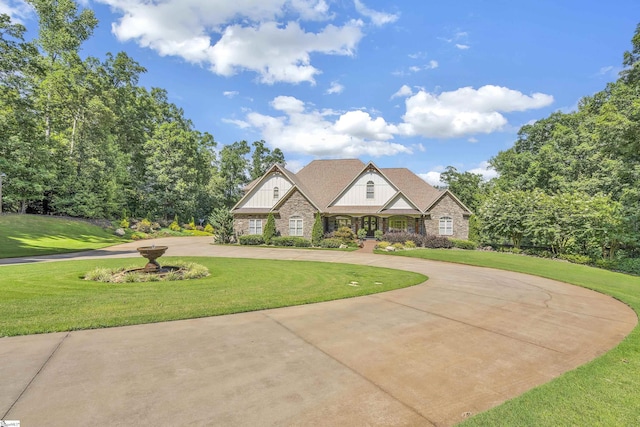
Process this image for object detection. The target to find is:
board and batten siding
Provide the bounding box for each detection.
[385,195,413,210]
[238,174,293,209]
[333,171,396,206]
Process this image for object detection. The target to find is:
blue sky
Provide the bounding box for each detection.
[3,0,639,184]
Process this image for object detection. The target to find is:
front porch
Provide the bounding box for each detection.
[324,214,423,237]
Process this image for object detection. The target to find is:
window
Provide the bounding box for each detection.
[289,217,303,236]
[389,217,407,232]
[336,217,352,228]
[249,219,262,235]
[439,217,453,235]
[273,187,279,199]
[366,180,374,199]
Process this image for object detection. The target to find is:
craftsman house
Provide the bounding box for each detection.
[232,159,472,240]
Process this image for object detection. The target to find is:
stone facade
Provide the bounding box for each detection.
[423,194,470,239]
[233,214,269,237]
[274,189,317,240]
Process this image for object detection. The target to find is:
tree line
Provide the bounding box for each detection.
[441,23,640,263]
[0,1,284,221]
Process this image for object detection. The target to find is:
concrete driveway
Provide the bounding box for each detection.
[0,237,636,426]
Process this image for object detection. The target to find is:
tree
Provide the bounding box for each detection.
[311,212,323,246]
[208,207,234,244]
[439,166,484,212]
[250,140,285,180]
[217,140,250,208]
[263,213,276,244]
[478,190,533,248]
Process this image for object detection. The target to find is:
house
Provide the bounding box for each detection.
[232,159,472,240]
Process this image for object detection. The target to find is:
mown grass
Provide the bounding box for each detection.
[0,214,125,258]
[0,256,426,337]
[379,249,640,426]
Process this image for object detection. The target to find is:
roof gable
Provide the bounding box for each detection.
[424,189,473,214]
[328,162,398,207]
[379,191,421,212]
[232,164,294,211]
[295,159,364,209]
[380,168,442,212]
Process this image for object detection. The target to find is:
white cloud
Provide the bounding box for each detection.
[427,60,439,69]
[468,137,478,143]
[391,85,413,99]
[221,118,252,129]
[354,0,399,26]
[455,43,470,50]
[0,0,32,23]
[223,91,239,98]
[96,0,363,84]
[467,161,499,181]
[239,96,410,157]
[400,85,554,138]
[418,172,443,186]
[326,81,345,94]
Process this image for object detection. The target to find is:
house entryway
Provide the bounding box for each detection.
[362,216,378,238]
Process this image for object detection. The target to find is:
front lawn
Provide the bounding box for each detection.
[0,257,426,337]
[379,249,640,426]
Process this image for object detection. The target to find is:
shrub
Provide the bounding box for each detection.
[272,236,311,247]
[239,234,265,245]
[189,217,196,230]
[312,212,323,246]
[593,259,618,270]
[450,239,478,250]
[374,230,384,241]
[420,234,454,249]
[333,226,356,243]
[320,238,343,248]
[204,224,214,234]
[357,228,367,240]
[558,253,592,265]
[375,241,391,250]
[209,207,234,244]
[137,218,153,233]
[119,217,129,229]
[263,213,276,245]
[392,242,404,250]
[382,232,421,245]
[131,231,148,240]
[169,215,181,231]
[182,223,193,230]
[615,258,640,275]
[404,240,416,249]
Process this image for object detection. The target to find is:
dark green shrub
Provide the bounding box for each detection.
[558,253,591,265]
[450,239,478,250]
[320,238,343,248]
[312,212,323,246]
[272,236,311,247]
[239,234,265,245]
[616,258,640,275]
[420,234,454,249]
[263,213,276,245]
[209,207,234,244]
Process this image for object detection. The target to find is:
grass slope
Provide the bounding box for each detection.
[0,256,426,337]
[0,214,125,258]
[380,249,640,426]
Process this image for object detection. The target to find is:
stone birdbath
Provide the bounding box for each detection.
[137,245,168,272]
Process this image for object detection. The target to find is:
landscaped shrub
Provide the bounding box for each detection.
[332,226,356,243]
[263,213,276,245]
[382,232,421,245]
[312,212,323,246]
[182,223,193,230]
[615,258,640,275]
[204,223,214,234]
[374,230,383,241]
[239,234,265,245]
[375,241,391,249]
[559,253,592,265]
[357,228,367,240]
[450,239,478,250]
[131,231,148,240]
[420,234,454,249]
[392,242,404,250]
[195,225,204,231]
[404,240,416,248]
[169,215,181,231]
[272,236,311,247]
[137,218,153,233]
[319,238,343,248]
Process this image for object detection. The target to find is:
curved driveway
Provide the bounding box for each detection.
[1,237,636,426]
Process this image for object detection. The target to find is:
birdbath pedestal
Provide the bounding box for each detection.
[137,246,168,272]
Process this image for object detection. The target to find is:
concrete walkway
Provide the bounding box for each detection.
[0,237,636,426]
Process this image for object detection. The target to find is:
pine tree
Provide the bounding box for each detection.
[263,213,276,245]
[312,212,323,246]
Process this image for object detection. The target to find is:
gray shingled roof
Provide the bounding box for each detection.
[295,159,365,209]
[380,168,442,211]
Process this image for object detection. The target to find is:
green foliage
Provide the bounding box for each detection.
[333,226,356,243]
[374,230,384,241]
[263,213,276,245]
[468,215,481,243]
[450,239,478,250]
[239,234,265,245]
[189,217,196,229]
[312,212,323,246]
[558,254,592,265]
[169,214,181,231]
[272,236,311,247]
[404,240,416,248]
[375,241,391,249]
[319,238,343,248]
[357,228,368,240]
[392,242,404,250]
[208,207,234,243]
[136,218,153,233]
[204,223,214,234]
[439,166,485,212]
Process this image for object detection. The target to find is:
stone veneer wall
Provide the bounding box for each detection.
[233,214,269,237]
[424,194,470,240]
[274,189,317,240]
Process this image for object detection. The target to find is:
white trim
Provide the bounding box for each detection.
[249,219,263,235]
[289,217,303,236]
[439,216,453,236]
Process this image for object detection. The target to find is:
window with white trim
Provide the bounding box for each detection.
[273,187,279,199]
[439,216,453,235]
[289,217,303,236]
[249,219,262,235]
[336,217,352,228]
[366,181,374,199]
[389,217,408,232]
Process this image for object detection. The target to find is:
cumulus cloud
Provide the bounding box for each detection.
[96,0,363,84]
[391,85,413,99]
[326,81,345,94]
[468,161,499,181]
[418,172,444,186]
[400,85,554,138]
[223,91,239,98]
[354,0,399,26]
[241,96,410,157]
[0,0,32,23]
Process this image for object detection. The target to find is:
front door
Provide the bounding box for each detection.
[363,216,378,238]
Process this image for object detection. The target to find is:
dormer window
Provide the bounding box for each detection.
[366,181,374,199]
[273,187,279,199]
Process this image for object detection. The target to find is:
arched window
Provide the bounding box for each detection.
[273,187,279,199]
[366,181,374,199]
[439,216,453,236]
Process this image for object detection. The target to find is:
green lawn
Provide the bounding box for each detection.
[0,256,426,337]
[379,249,640,426]
[0,214,125,258]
